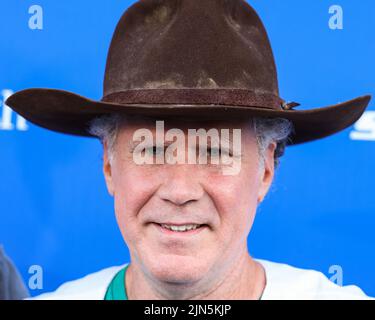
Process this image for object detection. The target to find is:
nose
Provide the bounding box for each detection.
[156,165,204,206]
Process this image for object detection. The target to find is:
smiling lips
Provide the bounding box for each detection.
[154,222,207,234]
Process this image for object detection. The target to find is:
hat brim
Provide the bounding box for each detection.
[5,88,371,145]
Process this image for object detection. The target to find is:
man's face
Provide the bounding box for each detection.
[103,116,275,284]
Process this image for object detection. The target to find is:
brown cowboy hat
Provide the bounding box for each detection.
[5,0,371,145]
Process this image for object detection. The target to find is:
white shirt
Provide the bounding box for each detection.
[31,259,373,300]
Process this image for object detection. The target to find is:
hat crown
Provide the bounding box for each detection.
[103,0,279,98]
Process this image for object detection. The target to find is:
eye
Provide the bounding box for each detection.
[207,147,221,157]
[207,147,233,157]
[146,146,164,156]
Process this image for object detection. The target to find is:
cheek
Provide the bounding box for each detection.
[112,177,132,243]
[209,169,260,241]
[110,162,135,237]
[111,163,158,243]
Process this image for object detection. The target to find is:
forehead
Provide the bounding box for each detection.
[117,114,254,132]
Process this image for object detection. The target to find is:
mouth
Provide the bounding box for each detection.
[152,222,208,235]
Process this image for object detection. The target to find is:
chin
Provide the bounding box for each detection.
[146,254,212,284]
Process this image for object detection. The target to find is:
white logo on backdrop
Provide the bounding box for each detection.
[28,265,43,290]
[0,89,29,131]
[28,5,43,30]
[328,265,343,286]
[328,5,344,30]
[350,111,375,141]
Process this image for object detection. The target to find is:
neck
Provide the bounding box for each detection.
[126,252,266,300]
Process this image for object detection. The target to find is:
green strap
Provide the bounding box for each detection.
[104,265,129,300]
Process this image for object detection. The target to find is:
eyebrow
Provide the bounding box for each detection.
[128,139,177,149]
[128,140,234,153]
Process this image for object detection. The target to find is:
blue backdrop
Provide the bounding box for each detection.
[1,0,374,297]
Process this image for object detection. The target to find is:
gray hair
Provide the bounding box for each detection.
[88,114,294,169]
[88,113,123,165]
[253,117,294,170]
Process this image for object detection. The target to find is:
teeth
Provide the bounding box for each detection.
[161,224,201,232]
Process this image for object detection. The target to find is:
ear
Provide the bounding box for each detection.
[103,141,115,196]
[257,142,276,204]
